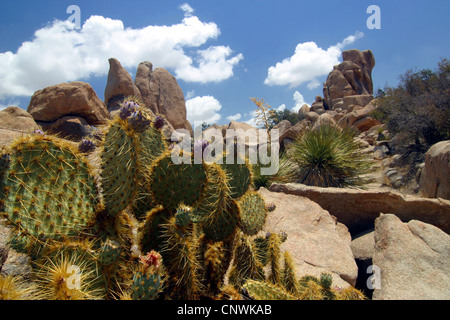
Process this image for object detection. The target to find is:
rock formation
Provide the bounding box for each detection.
[269,182,450,235]
[372,214,450,300]
[104,58,142,113]
[0,107,40,147]
[27,81,109,141]
[419,140,450,200]
[259,188,358,287]
[323,49,375,110]
[135,64,193,136]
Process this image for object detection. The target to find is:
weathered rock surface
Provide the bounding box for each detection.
[27,81,109,125]
[419,140,450,200]
[258,188,358,287]
[0,107,39,147]
[372,214,450,300]
[323,49,375,110]
[338,99,381,132]
[135,65,193,135]
[269,183,450,235]
[104,58,141,111]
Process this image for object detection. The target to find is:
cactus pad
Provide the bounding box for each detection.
[0,135,97,242]
[148,152,207,212]
[237,192,267,236]
[100,119,139,216]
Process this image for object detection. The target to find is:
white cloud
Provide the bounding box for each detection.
[176,46,243,83]
[0,5,243,99]
[264,31,364,88]
[180,3,195,16]
[276,104,286,112]
[292,91,310,112]
[186,95,222,125]
[226,113,241,121]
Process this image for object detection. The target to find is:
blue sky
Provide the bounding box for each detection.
[0,0,449,128]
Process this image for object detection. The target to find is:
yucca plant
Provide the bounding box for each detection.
[289,125,372,188]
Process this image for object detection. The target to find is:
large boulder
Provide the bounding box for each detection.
[372,214,450,300]
[269,183,450,235]
[419,140,450,200]
[323,49,375,110]
[37,116,93,141]
[104,58,142,112]
[338,99,381,132]
[27,81,109,125]
[135,63,193,136]
[258,188,358,287]
[0,107,40,147]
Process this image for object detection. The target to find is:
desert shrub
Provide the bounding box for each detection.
[288,125,372,188]
[373,58,450,153]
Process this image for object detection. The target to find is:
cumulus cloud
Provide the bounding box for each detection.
[226,113,242,121]
[186,95,222,126]
[0,5,243,98]
[292,91,310,112]
[264,31,364,88]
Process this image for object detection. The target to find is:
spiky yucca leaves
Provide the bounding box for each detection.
[147,152,207,212]
[290,124,373,188]
[0,275,41,300]
[0,135,98,251]
[33,248,105,300]
[243,280,297,300]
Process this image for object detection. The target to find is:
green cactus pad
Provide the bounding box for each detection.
[97,238,122,266]
[220,154,252,199]
[100,119,139,216]
[0,135,97,242]
[148,152,207,212]
[132,123,168,220]
[131,271,163,300]
[237,192,267,236]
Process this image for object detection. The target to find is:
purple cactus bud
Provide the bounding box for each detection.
[78,139,96,154]
[34,129,45,136]
[154,115,165,129]
[128,110,151,132]
[266,203,276,212]
[278,231,288,243]
[119,100,140,120]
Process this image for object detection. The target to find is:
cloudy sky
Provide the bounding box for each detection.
[0,0,449,128]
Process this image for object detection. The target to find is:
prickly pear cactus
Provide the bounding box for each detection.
[243,280,297,300]
[147,152,207,212]
[100,118,139,216]
[0,135,97,244]
[237,191,267,236]
[131,251,164,300]
[97,239,122,266]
